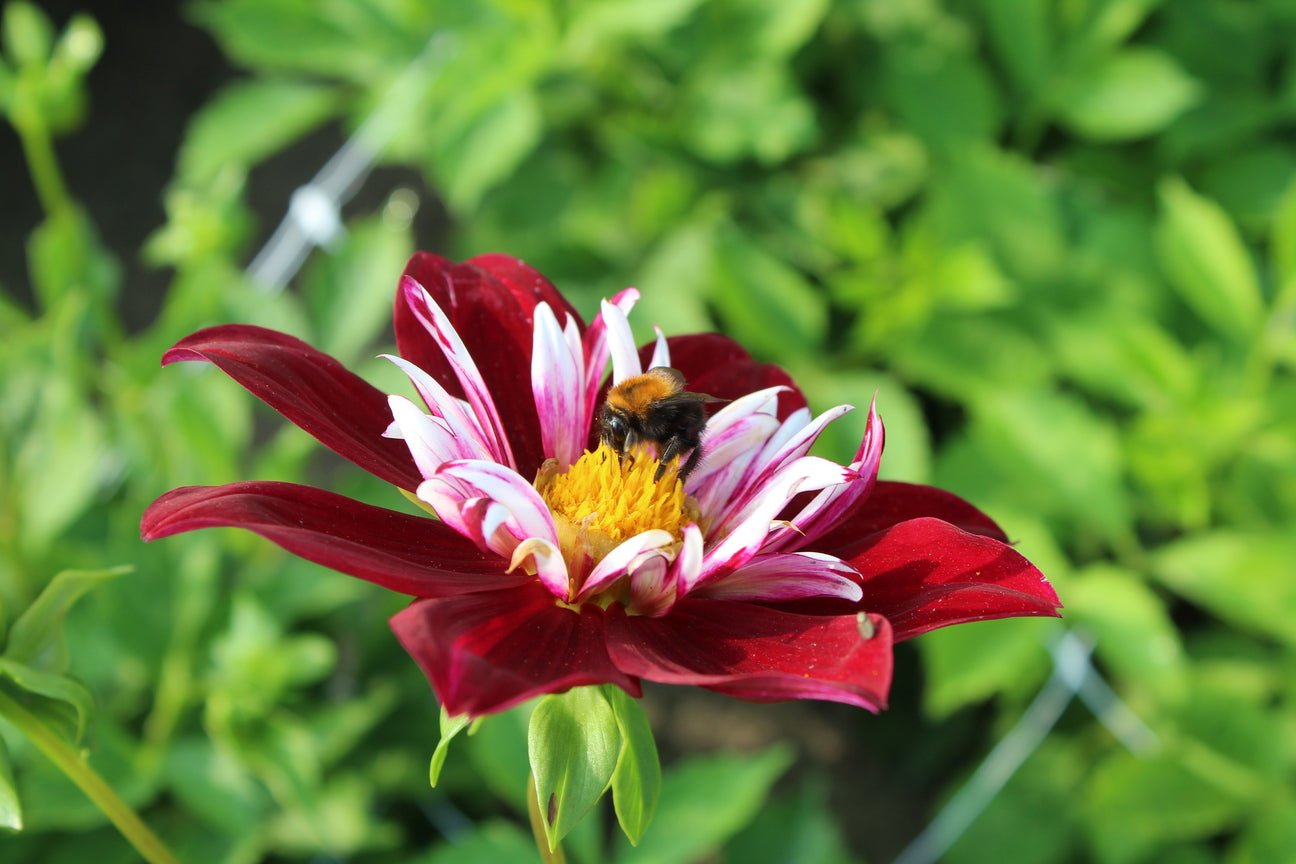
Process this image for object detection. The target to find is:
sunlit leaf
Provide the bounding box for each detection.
[528,686,622,849]
[4,566,130,671]
[178,79,337,182]
[1155,176,1264,342]
[430,709,471,788]
[0,735,21,830]
[1059,48,1200,140]
[1151,531,1296,647]
[618,745,794,864]
[607,686,660,845]
[1084,751,1247,864]
[0,658,94,743]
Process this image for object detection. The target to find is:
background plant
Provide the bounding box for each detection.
[2,1,1294,862]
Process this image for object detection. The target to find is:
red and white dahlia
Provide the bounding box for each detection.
[142,252,1060,718]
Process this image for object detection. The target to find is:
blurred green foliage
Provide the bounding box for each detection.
[3,0,1296,862]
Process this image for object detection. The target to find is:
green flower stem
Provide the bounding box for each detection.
[0,689,183,864]
[526,772,568,864]
[15,113,73,218]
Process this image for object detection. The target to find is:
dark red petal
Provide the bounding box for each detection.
[141,482,524,597]
[390,586,642,717]
[394,253,581,477]
[469,253,585,330]
[809,481,1010,552]
[163,324,422,491]
[842,517,1061,641]
[606,600,893,711]
[653,334,808,419]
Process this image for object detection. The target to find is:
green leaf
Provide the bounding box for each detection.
[528,686,623,849]
[467,703,532,813]
[1155,176,1264,342]
[178,79,337,182]
[191,0,389,79]
[0,735,21,830]
[435,89,543,211]
[411,819,540,864]
[980,0,1051,94]
[27,204,120,315]
[682,62,817,165]
[430,708,471,788]
[1150,531,1296,647]
[13,378,111,553]
[606,686,660,845]
[1270,173,1296,282]
[0,658,94,743]
[4,566,130,670]
[930,146,1065,283]
[3,1,53,67]
[709,224,825,361]
[883,41,1002,151]
[564,0,705,56]
[1050,311,1196,409]
[618,745,794,864]
[722,775,860,864]
[1084,751,1245,864]
[920,617,1053,718]
[1231,801,1296,864]
[943,389,1129,540]
[1058,48,1200,140]
[48,14,102,77]
[1064,565,1186,701]
[303,210,414,362]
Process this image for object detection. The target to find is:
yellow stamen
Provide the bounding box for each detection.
[536,444,695,594]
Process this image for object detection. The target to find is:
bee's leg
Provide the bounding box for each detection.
[655,438,700,482]
[677,445,703,482]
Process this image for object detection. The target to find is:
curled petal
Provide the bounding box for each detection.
[703,456,853,574]
[162,325,422,491]
[395,253,583,478]
[699,552,863,603]
[577,529,677,602]
[385,356,500,463]
[608,601,892,711]
[812,481,1009,548]
[391,585,641,718]
[141,482,522,596]
[628,555,675,618]
[510,537,571,600]
[388,395,468,477]
[434,460,559,553]
[401,276,515,468]
[766,398,884,553]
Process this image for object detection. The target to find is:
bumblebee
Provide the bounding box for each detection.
[598,366,714,482]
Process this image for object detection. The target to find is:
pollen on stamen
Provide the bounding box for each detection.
[538,443,692,549]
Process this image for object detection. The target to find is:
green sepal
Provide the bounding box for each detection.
[528,686,623,850]
[0,734,21,831]
[429,707,472,787]
[0,659,94,743]
[606,686,660,845]
[4,566,131,671]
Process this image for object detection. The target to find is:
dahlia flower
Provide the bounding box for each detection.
[142,252,1059,718]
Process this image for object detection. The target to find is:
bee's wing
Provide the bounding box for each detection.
[654,391,724,406]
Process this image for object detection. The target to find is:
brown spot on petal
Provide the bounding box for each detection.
[547,792,558,826]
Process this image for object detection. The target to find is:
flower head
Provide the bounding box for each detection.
[142,252,1060,717]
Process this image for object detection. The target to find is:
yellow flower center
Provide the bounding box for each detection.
[535,443,696,598]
